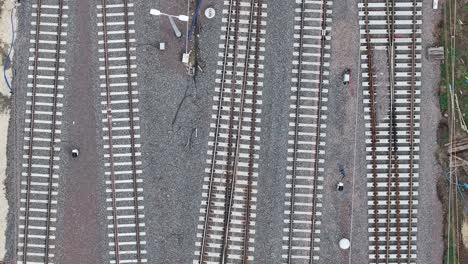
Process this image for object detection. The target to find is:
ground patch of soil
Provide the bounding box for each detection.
[437,121,468,262]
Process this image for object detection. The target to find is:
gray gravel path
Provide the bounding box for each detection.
[5,1,34,261]
[134,0,223,263]
[319,0,369,263]
[252,0,295,263]
[53,0,108,263]
[416,1,444,263]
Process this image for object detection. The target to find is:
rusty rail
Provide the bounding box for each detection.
[384,0,402,262]
[368,0,419,262]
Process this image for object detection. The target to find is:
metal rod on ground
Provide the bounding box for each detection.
[186,0,190,53]
[168,16,182,38]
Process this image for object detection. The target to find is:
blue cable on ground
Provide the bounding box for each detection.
[3,5,15,94]
[186,0,202,44]
[444,170,467,199]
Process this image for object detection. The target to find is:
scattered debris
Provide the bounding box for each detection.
[182,51,190,64]
[428,46,444,60]
[336,182,344,191]
[445,137,468,154]
[71,148,79,158]
[185,127,198,149]
[182,50,196,76]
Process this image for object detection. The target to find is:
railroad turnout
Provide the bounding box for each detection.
[96,0,147,263]
[282,0,332,263]
[17,1,68,263]
[193,0,267,263]
[359,0,422,263]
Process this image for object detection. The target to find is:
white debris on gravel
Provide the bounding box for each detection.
[463,213,468,251]
[0,0,17,259]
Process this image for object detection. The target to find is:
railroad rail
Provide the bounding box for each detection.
[17,1,67,263]
[194,0,267,263]
[97,0,147,263]
[282,0,332,263]
[359,0,422,263]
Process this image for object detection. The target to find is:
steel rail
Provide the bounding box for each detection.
[384,0,395,257]
[43,0,65,263]
[99,0,121,262]
[384,3,395,257]
[22,0,44,261]
[362,0,380,262]
[307,1,328,263]
[242,1,263,262]
[22,0,64,263]
[406,0,418,262]
[199,0,237,262]
[121,0,143,262]
[222,0,242,261]
[287,0,306,260]
[220,0,258,262]
[384,0,403,262]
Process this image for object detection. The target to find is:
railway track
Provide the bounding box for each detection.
[359,0,422,263]
[17,1,68,263]
[97,0,147,263]
[282,0,332,263]
[193,0,267,263]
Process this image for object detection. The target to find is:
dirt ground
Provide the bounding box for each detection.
[436,150,468,262]
[0,0,16,259]
[436,0,468,262]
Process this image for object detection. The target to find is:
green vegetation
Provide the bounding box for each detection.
[439,92,448,112]
[444,212,459,264]
[0,92,9,112]
[440,2,468,262]
[440,128,450,145]
[442,0,468,123]
[440,91,449,112]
